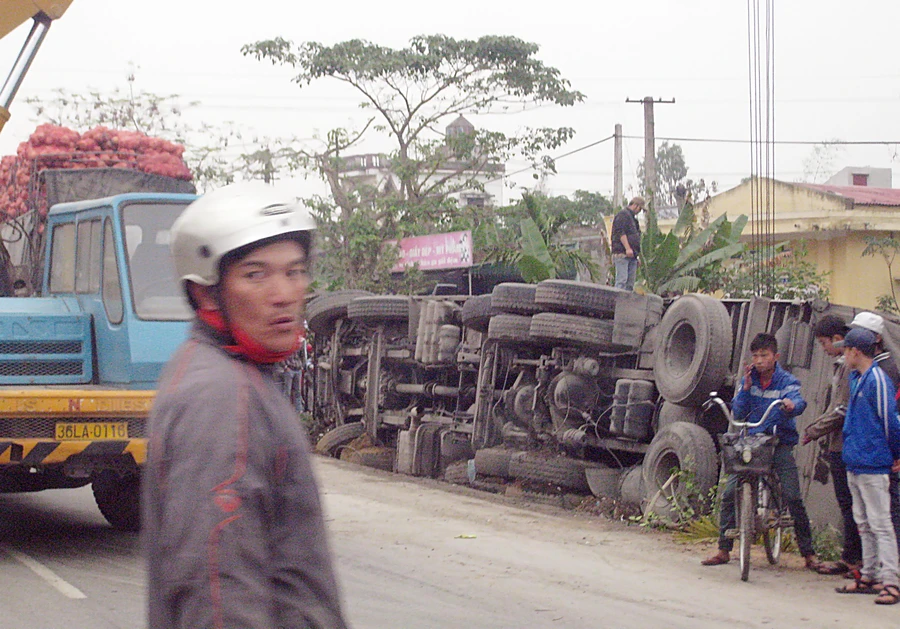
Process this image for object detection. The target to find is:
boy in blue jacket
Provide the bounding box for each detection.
[834,327,900,604]
[702,333,819,569]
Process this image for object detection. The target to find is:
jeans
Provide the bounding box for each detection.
[718,443,815,557]
[848,472,899,586]
[827,451,862,564]
[614,256,637,291]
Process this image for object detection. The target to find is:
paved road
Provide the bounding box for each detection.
[0,459,896,628]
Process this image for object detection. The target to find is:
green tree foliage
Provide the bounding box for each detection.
[242,35,582,203]
[482,193,599,283]
[862,236,900,313]
[710,241,831,300]
[639,200,746,295]
[242,35,584,290]
[541,190,615,226]
[637,142,716,209]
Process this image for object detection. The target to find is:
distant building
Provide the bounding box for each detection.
[693,177,900,309]
[825,166,892,188]
[336,116,506,209]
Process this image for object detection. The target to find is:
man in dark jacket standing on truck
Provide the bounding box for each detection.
[142,183,349,629]
[610,196,644,291]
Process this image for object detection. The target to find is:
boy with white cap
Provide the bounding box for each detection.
[850,312,900,389]
[833,327,900,604]
[849,312,900,567]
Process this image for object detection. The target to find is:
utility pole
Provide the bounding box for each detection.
[626,96,675,208]
[613,123,623,209]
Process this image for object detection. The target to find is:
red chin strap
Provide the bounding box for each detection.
[197,309,300,364]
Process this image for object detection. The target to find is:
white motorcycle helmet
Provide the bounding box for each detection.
[171,182,315,296]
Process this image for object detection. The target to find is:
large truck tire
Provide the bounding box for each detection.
[652,401,702,435]
[653,294,733,406]
[640,422,718,522]
[529,312,615,348]
[92,470,141,532]
[341,445,395,472]
[315,422,366,457]
[491,283,541,315]
[487,314,533,343]
[508,452,590,493]
[618,465,644,507]
[461,294,492,332]
[307,290,372,335]
[442,460,471,485]
[347,295,410,321]
[584,465,623,499]
[534,280,621,318]
[473,447,514,478]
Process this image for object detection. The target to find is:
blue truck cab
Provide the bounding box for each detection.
[0,191,198,530]
[38,192,197,386]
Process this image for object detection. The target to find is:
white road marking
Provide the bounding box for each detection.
[1,546,87,599]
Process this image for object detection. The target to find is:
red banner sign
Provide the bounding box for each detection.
[390,230,473,272]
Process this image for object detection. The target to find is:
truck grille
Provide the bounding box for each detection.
[0,313,93,384]
[0,417,147,439]
[0,360,84,376]
[0,341,82,354]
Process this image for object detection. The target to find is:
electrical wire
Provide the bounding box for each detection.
[483,134,615,185]
[621,135,900,146]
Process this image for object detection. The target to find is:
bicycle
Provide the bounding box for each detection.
[705,392,793,582]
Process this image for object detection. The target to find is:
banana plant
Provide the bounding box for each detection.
[638,200,747,296]
[484,193,599,283]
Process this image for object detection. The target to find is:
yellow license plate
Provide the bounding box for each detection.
[55,422,128,440]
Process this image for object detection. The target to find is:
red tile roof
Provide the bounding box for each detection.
[800,183,900,207]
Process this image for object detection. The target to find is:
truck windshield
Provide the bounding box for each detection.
[122,202,192,321]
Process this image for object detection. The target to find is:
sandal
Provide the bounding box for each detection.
[817,560,855,575]
[875,585,900,605]
[701,552,730,566]
[836,577,882,595]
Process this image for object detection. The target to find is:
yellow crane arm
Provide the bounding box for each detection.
[0,0,74,132]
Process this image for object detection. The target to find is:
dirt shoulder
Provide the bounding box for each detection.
[317,457,898,629]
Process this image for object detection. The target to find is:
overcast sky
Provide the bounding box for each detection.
[0,0,896,203]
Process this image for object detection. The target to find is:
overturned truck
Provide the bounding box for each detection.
[306,281,896,524]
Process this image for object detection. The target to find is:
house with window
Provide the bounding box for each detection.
[696,173,900,309]
[336,116,506,209]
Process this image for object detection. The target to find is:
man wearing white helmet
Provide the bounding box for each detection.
[142,183,349,629]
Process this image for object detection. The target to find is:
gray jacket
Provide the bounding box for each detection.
[142,322,348,629]
[804,356,850,453]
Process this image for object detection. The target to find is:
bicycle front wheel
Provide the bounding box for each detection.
[739,481,753,581]
[761,477,783,565]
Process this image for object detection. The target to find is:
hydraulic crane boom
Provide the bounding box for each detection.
[0,0,74,133]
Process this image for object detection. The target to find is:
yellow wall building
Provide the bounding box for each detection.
[674,178,900,309]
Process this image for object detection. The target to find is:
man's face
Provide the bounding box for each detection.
[843,347,864,370]
[219,239,309,354]
[817,335,844,358]
[629,203,643,214]
[750,348,778,376]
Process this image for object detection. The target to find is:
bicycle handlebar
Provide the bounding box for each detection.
[705,391,786,430]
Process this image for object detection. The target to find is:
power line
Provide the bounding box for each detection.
[486,134,615,184]
[622,134,899,146]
